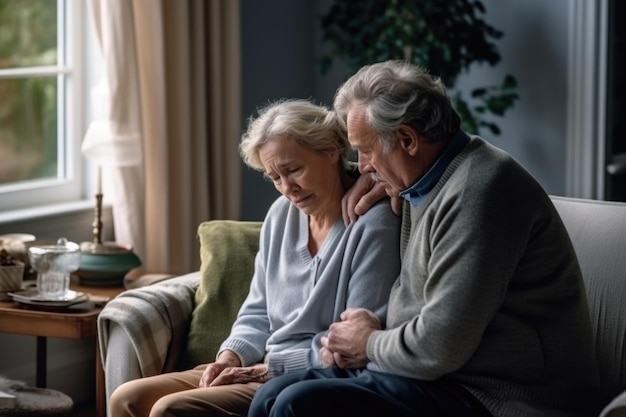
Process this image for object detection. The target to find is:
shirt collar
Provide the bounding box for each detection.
[399,130,470,206]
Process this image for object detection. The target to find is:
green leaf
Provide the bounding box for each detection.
[471,88,487,98]
[503,74,518,88]
[319,0,520,137]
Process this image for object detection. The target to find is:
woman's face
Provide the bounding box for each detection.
[259,135,341,216]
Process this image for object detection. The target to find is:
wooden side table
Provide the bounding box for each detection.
[0,278,124,417]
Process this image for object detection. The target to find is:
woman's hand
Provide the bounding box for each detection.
[208,364,269,387]
[320,345,337,368]
[199,349,241,387]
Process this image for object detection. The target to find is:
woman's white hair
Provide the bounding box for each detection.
[239,98,350,171]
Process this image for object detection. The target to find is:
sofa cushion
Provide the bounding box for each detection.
[182,220,262,368]
[600,389,626,417]
[551,197,626,406]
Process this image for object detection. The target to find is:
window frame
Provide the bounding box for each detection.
[0,0,85,214]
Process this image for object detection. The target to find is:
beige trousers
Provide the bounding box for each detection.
[108,365,262,417]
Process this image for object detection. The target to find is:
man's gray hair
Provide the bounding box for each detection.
[334,60,461,151]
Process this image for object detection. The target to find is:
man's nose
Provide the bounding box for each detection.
[358,155,373,174]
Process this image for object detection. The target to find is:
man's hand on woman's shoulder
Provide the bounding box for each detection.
[341,174,401,225]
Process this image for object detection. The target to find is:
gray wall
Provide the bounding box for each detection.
[239,0,571,221]
[455,0,569,196]
[240,0,344,220]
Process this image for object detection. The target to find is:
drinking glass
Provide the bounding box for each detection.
[28,238,81,300]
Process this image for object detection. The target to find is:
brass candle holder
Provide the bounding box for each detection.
[80,192,105,254]
[78,192,142,286]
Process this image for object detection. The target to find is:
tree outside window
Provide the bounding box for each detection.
[0,0,60,186]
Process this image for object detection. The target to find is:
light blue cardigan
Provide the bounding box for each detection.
[220,195,401,378]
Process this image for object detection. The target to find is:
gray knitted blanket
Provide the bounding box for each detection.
[97,273,198,377]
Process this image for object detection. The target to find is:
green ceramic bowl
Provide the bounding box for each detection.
[77,242,142,286]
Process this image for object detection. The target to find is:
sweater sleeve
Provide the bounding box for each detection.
[367,156,557,380]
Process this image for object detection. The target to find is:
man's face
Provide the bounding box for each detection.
[346,105,406,197]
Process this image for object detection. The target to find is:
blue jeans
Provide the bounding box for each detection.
[248,368,492,417]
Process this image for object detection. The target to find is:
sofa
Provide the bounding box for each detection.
[97,196,626,416]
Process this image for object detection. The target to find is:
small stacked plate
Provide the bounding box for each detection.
[8,288,89,309]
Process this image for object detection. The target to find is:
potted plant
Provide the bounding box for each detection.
[0,249,24,299]
[319,0,519,135]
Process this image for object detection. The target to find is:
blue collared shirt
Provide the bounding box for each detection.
[399,130,470,206]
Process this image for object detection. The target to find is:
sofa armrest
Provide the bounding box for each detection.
[97,271,200,394]
[600,390,626,417]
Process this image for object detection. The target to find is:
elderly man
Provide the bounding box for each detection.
[247,60,600,417]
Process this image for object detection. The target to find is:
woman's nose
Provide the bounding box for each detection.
[279,178,299,195]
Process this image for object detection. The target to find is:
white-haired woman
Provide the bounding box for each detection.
[108,99,401,417]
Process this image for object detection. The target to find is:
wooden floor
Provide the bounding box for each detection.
[69,402,97,417]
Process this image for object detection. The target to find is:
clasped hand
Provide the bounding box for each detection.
[321,307,381,369]
[199,351,268,387]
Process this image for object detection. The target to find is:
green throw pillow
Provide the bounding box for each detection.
[182,220,262,368]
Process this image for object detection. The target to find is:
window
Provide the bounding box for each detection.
[0,0,83,214]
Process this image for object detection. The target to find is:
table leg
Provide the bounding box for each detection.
[96,338,106,417]
[36,336,47,387]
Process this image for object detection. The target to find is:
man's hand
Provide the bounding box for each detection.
[320,345,337,368]
[389,196,402,217]
[341,174,401,225]
[322,308,381,369]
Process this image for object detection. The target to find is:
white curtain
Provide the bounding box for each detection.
[85,0,241,276]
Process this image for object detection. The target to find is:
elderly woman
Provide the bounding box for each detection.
[107,99,401,417]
